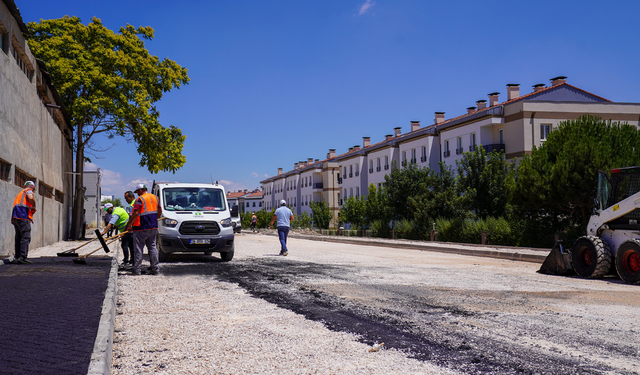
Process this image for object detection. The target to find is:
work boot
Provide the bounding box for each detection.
[149,269,159,275]
[17,257,32,264]
[130,270,141,276]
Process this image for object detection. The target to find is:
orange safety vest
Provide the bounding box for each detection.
[133,192,158,231]
[12,188,34,223]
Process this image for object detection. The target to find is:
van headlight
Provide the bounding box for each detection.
[220,218,232,228]
[164,218,178,228]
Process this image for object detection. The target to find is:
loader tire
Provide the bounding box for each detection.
[572,236,611,278]
[615,239,640,284]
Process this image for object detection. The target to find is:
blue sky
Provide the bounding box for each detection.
[17,0,640,197]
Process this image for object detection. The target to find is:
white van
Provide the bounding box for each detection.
[152,182,235,262]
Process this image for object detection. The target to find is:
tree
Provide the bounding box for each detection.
[27,17,190,239]
[384,162,432,221]
[509,115,640,227]
[407,162,466,232]
[363,183,389,224]
[456,146,508,219]
[309,200,332,229]
[338,195,366,229]
[101,197,122,207]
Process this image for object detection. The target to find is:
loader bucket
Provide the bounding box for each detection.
[538,241,574,276]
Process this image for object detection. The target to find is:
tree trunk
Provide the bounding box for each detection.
[70,126,85,240]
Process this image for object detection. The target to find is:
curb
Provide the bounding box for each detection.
[261,232,549,264]
[87,242,120,375]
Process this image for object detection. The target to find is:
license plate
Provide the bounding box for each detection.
[190,239,210,244]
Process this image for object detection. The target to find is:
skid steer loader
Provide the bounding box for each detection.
[540,166,640,283]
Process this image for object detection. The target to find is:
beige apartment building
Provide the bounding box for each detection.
[261,77,640,226]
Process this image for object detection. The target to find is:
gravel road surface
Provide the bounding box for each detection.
[111,233,640,374]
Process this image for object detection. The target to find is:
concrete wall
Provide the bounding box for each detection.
[0,0,73,256]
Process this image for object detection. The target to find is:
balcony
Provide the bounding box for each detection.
[349,173,353,178]
[410,158,416,164]
[369,168,374,173]
[313,183,323,189]
[469,144,477,152]
[456,148,463,155]
[355,171,359,176]
[376,166,381,172]
[444,150,451,157]
[483,143,505,153]
[420,156,426,162]
[337,177,343,184]
[384,165,389,170]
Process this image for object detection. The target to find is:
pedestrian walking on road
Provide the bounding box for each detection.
[121,191,136,266]
[270,199,294,256]
[11,181,37,264]
[125,184,162,275]
[251,213,257,232]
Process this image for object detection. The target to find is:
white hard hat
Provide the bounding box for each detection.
[280,199,286,206]
[103,203,113,212]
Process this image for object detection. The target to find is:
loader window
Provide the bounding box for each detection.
[596,172,611,212]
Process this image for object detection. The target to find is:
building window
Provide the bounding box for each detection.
[402,151,407,166]
[55,190,64,204]
[349,165,353,178]
[499,129,504,145]
[456,137,463,155]
[0,159,10,181]
[376,158,381,172]
[444,140,450,158]
[384,155,389,170]
[253,202,256,207]
[350,188,353,197]
[259,202,262,207]
[421,146,427,162]
[39,182,53,199]
[369,160,373,173]
[411,148,416,163]
[541,124,551,141]
[344,167,347,178]
[470,133,476,151]
[246,202,250,207]
[355,163,359,176]
[14,168,34,188]
[356,187,359,197]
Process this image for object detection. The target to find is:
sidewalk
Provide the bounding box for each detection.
[0,232,118,375]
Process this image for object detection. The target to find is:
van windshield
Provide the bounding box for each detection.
[162,187,226,212]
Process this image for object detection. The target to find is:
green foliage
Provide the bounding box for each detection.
[364,184,390,225]
[293,211,313,229]
[434,217,513,246]
[384,162,431,221]
[369,219,391,238]
[456,146,508,218]
[394,219,420,240]
[27,16,190,174]
[407,162,467,232]
[309,200,332,229]
[101,197,122,207]
[338,195,366,229]
[241,209,274,228]
[509,115,640,225]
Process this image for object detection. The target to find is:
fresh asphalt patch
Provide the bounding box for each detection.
[159,256,629,375]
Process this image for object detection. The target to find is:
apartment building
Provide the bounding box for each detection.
[0,0,74,252]
[226,189,263,213]
[261,77,640,226]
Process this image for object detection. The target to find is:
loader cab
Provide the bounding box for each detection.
[597,166,640,229]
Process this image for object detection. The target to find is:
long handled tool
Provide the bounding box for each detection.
[72,237,119,265]
[57,232,125,257]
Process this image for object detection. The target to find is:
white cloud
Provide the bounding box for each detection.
[358,0,376,15]
[251,172,259,178]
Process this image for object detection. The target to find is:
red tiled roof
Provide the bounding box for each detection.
[226,192,246,198]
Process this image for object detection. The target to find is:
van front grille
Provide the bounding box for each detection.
[179,221,220,235]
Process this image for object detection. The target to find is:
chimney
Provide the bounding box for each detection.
[277,168,283,175]
[488,92,499,107]
[385,134,394,140]
[550,76,567,86]
[327,149,336,159]
[307,158,313,165]
[244,189,248,193]
[363,137,370,148]
[467,106,476,114]
[299,161,307,168]
[411,121,420,132]
[507,84,520,100]
[348,147,353,152]
[476,100,487,110]
[315,159,319,162]
[394,127,401,137]
[353,145,360,151]
[532,83,546,92]
[294,162,299,170]
[435,112,445,124]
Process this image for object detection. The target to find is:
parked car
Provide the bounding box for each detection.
[230,205,241,233]
[153,182,235,262]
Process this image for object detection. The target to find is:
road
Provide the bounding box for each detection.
[114,234,640,374]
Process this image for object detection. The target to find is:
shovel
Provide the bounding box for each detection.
[72,237,119,265]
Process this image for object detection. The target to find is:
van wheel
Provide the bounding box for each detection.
[616,240,640,283]
[220,247,234,262]
[572,236,611,278]
[159,250,169,263]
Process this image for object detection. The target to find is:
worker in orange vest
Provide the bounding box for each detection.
[124,183,162,275]
[11,181,37,264]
